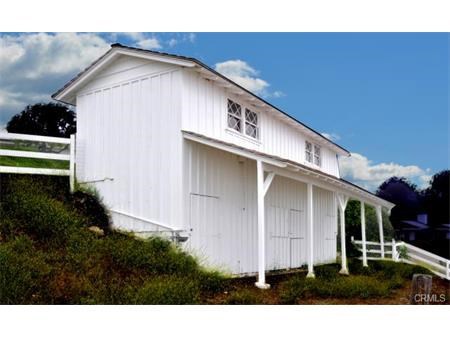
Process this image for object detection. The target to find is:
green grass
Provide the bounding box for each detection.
[0,156,69,169]
[0,174,435,305]
[0,175,226,304]
[279,259,432,304]
[0,141,69,169]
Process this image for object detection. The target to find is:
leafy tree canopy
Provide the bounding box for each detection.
[376,176,421,227]
[422,170,450,225]
[6,102,76,138]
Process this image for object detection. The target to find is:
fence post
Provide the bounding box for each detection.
[69,134,76,193]
[376,206,385,259]
[391,239,397,262]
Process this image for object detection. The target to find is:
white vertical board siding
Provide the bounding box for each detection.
[184,141,338,275]
[313,186,338,264]
[76,59,184,232]
[181,69,340,177]
[184,140,258,274]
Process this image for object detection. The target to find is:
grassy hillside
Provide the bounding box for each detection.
[0,174,445,305]
[0,156,69,169]
[0,175,224,304]
[0,142,69,169]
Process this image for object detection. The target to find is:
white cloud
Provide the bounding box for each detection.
[136,37,162,50]
[214,59,284,98]
[186,33,196,43]
[168,38,178,47]
[272,90,286,98]
[119,32,146,41]
[321,132,341,142]
[162,33,196,48]
[0,33,109,79]
[0,33,110,125]
[339,152,432,191]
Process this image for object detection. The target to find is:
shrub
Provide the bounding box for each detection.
[326,276,390,298]
[315,264,340,280]
[279,276,316,304]
[105,234,199,276]
[280,273,392,304]
[0,236,51,304]
[1,180,85,246]
[225,289,263,305]
[397,245,409,259]
[71,189,110,233]
[195,270,227,293]
[133,277,200,304]
[348,258,374,276]
[370,260,430,279]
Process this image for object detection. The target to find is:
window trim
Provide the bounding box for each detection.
[305,140,322,168]
[226,98,260,141]
[244,108,259,139]
[313,144,321,167]
[227,99,242,133]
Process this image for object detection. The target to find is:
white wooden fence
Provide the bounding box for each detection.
[351,237,450,280]
[0,132,75,191]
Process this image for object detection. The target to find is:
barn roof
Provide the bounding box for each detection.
[182,130,395,209]
[52,43,350,156]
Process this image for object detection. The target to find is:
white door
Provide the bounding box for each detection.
[189,193,223,268]
[267,207,307,270]
[289,209,307,268]
[267,206,290,270]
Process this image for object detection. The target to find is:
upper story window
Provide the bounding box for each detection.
[227,99,259,140]
[227,99,242,132]
[314,144,321,166]
[305,141,321,167]
[245,108,258,139]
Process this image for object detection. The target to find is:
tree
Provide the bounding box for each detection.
[344,200,394,242]
[422,170,450,226]
[6,102,76,138]
[376,177,421,227]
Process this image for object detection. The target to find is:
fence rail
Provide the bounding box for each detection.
[0,132,75,191]
[351,237,450,280]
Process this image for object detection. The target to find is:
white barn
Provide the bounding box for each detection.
[53,44,394,288]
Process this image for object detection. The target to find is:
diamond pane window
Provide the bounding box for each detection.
[314,145,321,166]
[227,99,242,132]
[305,141,313,163]
[244,108,259,139]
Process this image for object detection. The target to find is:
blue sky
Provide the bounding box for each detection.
[0,33,448,190]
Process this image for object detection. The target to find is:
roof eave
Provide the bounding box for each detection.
[52,43,350,156]
[52,46,196,105]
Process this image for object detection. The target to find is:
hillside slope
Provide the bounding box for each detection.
[0,175,224,304]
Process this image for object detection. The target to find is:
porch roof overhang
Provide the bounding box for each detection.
[182,130,395,211]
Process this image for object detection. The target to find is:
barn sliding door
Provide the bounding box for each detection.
[289,209,307,268]
[267,206,290,270]
[267,207,307,270]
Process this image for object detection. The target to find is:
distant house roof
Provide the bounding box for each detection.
[401,220,429,230]
[435,224,450,230]
[52,43,350,156]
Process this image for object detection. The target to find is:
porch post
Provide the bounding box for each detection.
[360,201,368,267]
[337,194,349,275]
[376,205,385,259]
[255,160,270,289]
[306,182,315,278]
